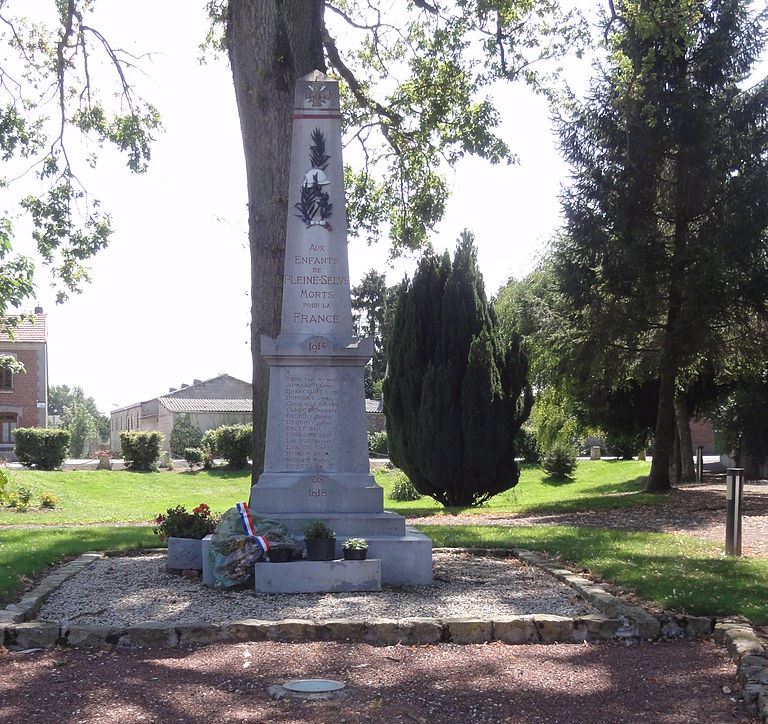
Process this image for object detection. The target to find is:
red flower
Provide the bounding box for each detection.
[193,503,210,516]
[155,514,166,524]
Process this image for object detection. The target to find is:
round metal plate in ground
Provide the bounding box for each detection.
[283,679,346,693]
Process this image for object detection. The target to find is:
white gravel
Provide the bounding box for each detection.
[36,551,598,626]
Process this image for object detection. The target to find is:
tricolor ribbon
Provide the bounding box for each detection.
[235,501,270,553]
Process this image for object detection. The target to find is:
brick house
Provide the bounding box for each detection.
[110,374,252,453]
[0,307,48,458]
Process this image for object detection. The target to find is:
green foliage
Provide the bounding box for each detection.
[204,424,252,469]
[183,447,204,470]
[342,537,368,550]
[170,415,203,457]
[63,401,99,458]
[303,519,335,540]
[6,492,27,511]
[50,385,109,449]
[153,503,217,541]
[540,442,578,479]
[352,270,396,382]
[14,428,70,470]
[120,431,163,472]
[367,430,388,455]
[388,473,423,502]
[516,427,541,464]
[0,3,161,305]
[0,467,8,503]
[39,492,58,509]
[554,0,768,490]
[384,231,533,507]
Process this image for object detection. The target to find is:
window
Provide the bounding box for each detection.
[0,414,17,444]
[0,367,12,390]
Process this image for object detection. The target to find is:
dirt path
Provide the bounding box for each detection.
[0,640,756,723]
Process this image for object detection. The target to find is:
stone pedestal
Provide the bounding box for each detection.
[249,72,431,588]
[254,559,381,593]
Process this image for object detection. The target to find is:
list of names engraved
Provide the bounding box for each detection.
[284,369,341,470]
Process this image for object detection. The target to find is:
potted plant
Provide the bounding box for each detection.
[343,538,369,561]
[154,503,217,571]
[303,519,336,561]
[267,546,293,563]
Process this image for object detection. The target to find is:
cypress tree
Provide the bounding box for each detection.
[383,231,533,507]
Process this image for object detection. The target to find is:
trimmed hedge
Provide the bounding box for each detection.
[120,431,164,471]
[201,424,252,469]
[14,428,70,470]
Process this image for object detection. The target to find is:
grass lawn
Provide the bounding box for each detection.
[0,469,253,525]
[378,460,660,517]
[0,461,657,526]
[0,526,158,603]
[422,524,768,625]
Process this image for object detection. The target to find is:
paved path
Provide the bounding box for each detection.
[0,640,756,723]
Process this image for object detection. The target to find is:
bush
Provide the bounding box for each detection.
[205,424,252,469]
[540,442,578,479]
[14,428,70,470]
[389,472,422,501]
[120,431,163,471]
[7,493,28,511]
[184,447,203,470]
[170,415,203,457]
[39,492,58,509]
[368,430,388,455]
[201,428,217,468]
[0,468,8,504]
[153,503,217,540]
[516,427,540,464]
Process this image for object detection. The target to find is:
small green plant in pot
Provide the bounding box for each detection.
[343,537,368,561]
[303,519,336,561]
[154,503,218,571]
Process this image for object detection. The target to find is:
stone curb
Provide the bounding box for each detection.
[1,547,715,654]
[714,622,768,721]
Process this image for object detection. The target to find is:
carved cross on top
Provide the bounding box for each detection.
[305,81,330,108]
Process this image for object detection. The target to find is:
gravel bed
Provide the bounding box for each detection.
[35,551,598,626]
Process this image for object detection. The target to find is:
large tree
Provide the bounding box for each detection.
[0,1,160,315]
[555,0,768,491]
[213,0,584,477]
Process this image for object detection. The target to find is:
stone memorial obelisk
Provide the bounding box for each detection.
[249,71,431,586]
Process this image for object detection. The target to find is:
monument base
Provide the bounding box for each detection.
[250,511,407,537]
[254,559,381,593]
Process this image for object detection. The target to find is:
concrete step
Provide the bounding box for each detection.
[254,559,381,593]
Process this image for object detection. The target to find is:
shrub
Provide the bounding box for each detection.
[207,424,252,469]
[153,503,217,541]
[0,468,9,504]
[303,519,335,540]
[39,492,58,509]
[184,447,203,470]
[201,428,217,468]
[7,493,28,511]
[170,415,203,457]
[540,442,578,479]
[389,472,422,501]
[516,427,540,464]
[14,428,70,470]
[120,431,164,471]
[368,430,388,455]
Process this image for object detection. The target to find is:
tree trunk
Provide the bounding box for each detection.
[648,359,676,491]
[669,414,681,486]
[226,1,325,480]
[674,395,696,483]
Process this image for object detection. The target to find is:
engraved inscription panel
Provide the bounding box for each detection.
[284,369,341,471]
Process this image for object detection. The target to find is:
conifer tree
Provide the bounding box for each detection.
[555,0,768,491]
[384,231,533,507]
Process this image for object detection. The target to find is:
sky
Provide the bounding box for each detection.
[5,1,763,415]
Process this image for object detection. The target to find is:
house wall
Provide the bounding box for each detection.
[0,343,47,457]
[159,409,252,453]
[110,403,142,453]
[171,376,252,399]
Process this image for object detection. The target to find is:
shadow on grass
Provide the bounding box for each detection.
[540,474,577,487]
[419,523,768,623]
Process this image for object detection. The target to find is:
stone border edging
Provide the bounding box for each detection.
[3,547,766,719]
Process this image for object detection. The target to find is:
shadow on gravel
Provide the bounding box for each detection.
[0,640,751,723]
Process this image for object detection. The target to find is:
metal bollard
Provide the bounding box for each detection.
[696,446,704,484]
[725,468,744,556]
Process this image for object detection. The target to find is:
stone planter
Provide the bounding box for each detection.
[167,536,204,570]
[343,548,368,561]
[305,538,336,562]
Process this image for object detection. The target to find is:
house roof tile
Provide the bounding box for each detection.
[159,398,252,414]
[0,314,47,343]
